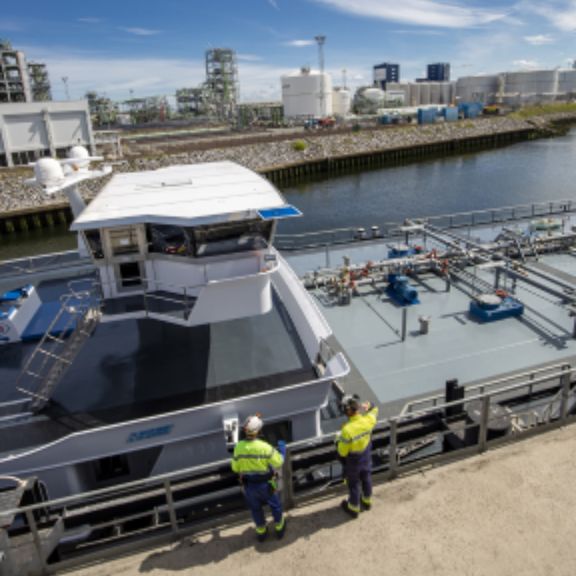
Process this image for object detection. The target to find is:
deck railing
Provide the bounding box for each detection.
[275,199,576,251]
[1,363,574,575]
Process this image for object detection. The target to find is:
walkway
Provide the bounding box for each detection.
[69,425,576,576]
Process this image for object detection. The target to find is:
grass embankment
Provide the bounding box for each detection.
[510,102,576,119]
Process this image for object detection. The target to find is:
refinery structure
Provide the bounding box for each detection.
[1,34,576,138]
[0,39,52,103]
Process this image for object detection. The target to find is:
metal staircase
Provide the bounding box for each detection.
[17,284,101,413]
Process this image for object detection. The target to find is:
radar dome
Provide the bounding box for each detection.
[34,158,65,189]
[68,146,90,170]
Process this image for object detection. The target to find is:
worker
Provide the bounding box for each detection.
[337,395,379,518]
[231,415,286,541]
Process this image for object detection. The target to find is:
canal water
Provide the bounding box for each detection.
[1,128,576,260]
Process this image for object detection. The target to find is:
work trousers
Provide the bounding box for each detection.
[344,448,372,510]
[243,481,283,528]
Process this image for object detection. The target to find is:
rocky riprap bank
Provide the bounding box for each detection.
[0,113,574,218]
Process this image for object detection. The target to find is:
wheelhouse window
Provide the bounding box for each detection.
[148,224,192,256]
[108,226,140,256]
[83,230,104,259]
[193,220,272,258]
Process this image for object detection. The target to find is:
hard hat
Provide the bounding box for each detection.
[341,394,360,413]
[243,415,263,435]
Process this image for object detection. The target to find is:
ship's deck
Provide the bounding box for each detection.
[285,220,576,416]
[0,277,316,456]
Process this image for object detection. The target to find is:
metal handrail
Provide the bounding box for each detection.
[401,362,574,414]
[1,364,574,573]
[275,199,576,250]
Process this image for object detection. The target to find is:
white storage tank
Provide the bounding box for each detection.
[456,75,500,104]
[281,68,333,118]
[502,70,558,95]
[557,69,576,94]
[332,86,351,116]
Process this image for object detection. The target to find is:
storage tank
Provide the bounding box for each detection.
[557,69,576,94]
[281,68,333,118]
[456,75,499,104]
[332,86,351,116]
[353,87,385,114]
[419,83,431,105]
[503,70,558,96]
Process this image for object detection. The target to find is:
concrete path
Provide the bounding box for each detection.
[69,425,576,576]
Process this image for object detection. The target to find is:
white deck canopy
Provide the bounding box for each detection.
[71,161,288,231]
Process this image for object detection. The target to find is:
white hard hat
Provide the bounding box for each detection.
[243,415,263,435]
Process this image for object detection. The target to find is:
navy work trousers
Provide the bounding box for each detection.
[243,481,283,528]
[344,447,372,509]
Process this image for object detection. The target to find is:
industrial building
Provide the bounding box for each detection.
[373,63,400,89]
[0,40,52,103]
[236,101,284,127]
[281,67,333,119]
[174,48,239,121]
[0,101,94,167]
[384,82,455,107]
[426,63,450,82]
[455,68,576,105]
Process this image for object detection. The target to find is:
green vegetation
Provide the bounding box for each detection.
[292,139,308,152]
[510,102,576,119]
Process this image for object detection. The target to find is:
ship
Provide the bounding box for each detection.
[0,151,350,499]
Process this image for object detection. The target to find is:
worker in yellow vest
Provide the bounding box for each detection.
[337,395,379,518]
[231,415,286,541]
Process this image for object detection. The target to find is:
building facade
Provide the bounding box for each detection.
[373,63,400,89]
[427,63,451,82]
[0,101,95,167]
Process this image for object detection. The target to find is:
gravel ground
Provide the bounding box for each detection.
[1,113,575,216]
[68,424,576,576]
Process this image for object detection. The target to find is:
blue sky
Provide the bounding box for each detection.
[2,0,575,101]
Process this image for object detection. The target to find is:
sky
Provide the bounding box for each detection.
[1,0,575,102]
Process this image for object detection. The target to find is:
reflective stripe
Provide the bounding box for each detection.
[347,502,360,513]
[256,526,267,535]
[339,430,371,444]
[233,452,273,460]
[275,516,285,531]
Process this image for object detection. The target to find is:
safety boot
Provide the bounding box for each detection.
[340,500,359,519]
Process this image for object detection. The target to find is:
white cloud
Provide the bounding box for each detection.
[285,39,315,47]
[237,54,263,62]
[119,27,162,36]
[513,59,540,69]
[391,29,445,35]
[312,0,510,28]
[267,0,279,9]
[524,34,555,45]
[525,0,576,31]
[77,17,102,24]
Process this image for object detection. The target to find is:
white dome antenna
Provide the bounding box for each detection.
[33,158,65,189]
[25,147,112,219]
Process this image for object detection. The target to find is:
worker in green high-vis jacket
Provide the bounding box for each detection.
[231,415,286,542]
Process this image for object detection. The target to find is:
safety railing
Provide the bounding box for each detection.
[275,199,576,252]
[1,363,574,575]
[0,250,91,280]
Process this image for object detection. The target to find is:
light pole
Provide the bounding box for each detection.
[61,76,70,100]
[314,35,326,117]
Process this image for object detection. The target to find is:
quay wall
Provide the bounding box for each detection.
[0,114,574,234]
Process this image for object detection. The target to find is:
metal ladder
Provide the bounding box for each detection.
[17,285,101,413]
